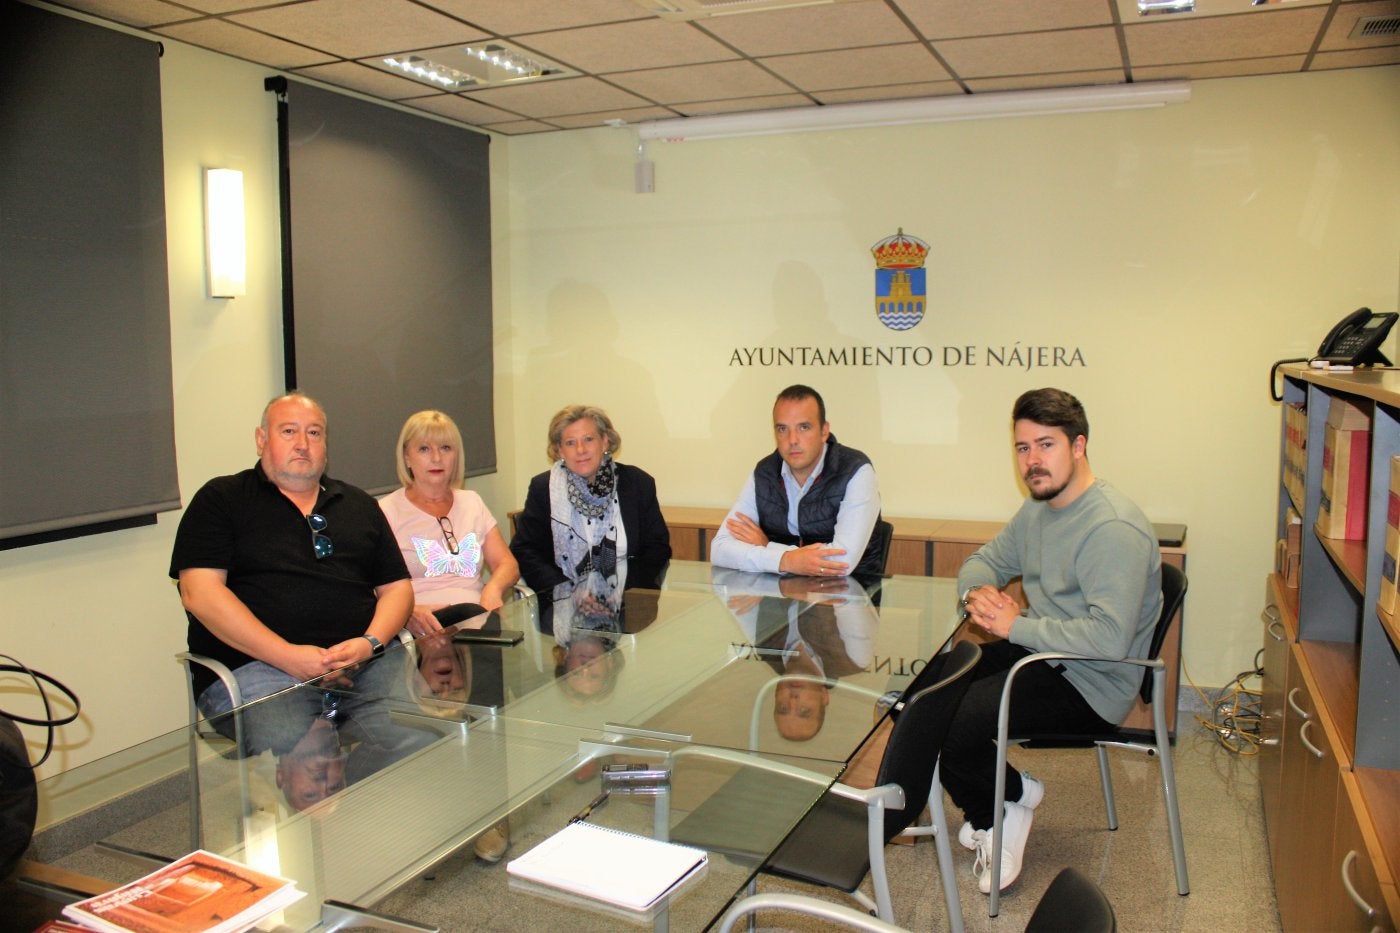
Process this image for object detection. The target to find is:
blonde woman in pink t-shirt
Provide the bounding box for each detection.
[379,410,520,638]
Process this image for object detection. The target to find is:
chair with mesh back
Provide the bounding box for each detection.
[984,563,1189,915]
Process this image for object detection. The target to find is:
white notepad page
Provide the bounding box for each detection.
[506,820,708,911]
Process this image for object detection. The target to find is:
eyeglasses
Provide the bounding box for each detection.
[437,515,459,555]
[307,513,333,560]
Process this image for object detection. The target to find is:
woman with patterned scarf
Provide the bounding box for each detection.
[510,405,672,595]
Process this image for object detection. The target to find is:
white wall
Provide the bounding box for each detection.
[2,11,1395,780]
[497,66,1400,694]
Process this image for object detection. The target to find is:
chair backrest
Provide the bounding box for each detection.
[1024,866,1116,933]
[1139,563,1188,704]
[871,639,981,843]
[870,518,895,575]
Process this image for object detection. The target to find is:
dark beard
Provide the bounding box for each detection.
[1026,471,1066,501]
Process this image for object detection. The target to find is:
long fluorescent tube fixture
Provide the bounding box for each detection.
[638,81,1191,142]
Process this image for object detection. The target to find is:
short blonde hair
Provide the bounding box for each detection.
[545,405,621,463]
[395,410,466,489]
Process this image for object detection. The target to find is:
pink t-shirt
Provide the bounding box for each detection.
[378,487,500,608]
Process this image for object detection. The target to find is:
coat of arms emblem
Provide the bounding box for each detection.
[871,229,929,331]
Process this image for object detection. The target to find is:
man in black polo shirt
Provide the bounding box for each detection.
[710,384,882,578]
[170,392,413,756]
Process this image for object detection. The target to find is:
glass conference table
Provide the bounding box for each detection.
[20,562,960,932]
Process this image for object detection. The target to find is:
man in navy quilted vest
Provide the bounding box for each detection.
[710,384,883,579]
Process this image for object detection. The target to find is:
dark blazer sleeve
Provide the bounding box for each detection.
[618,464,671,590]
[509,471,568,592]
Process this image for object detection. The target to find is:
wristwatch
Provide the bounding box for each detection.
[361,634,385,658]
[959,586,981,612]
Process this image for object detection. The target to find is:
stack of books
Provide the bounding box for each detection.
[55,850,304,933]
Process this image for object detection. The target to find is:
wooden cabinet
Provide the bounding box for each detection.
[1333,770,1397,933]
[1265,366,1400,931]
[1258,575,1294,865]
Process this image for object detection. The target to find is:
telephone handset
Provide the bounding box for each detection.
[1315,306,1397,366]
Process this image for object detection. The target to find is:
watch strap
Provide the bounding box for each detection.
[362,634,385,657]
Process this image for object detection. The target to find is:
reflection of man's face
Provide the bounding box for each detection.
[774,680,829,741]
[416,635,468,701]
[276,719,346,811]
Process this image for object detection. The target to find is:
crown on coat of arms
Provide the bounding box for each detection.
[870,228,930,269]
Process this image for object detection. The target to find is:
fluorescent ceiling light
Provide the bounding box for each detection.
[1138,0,1194,14]
[380,44,568,91]
[638,81,1191,142]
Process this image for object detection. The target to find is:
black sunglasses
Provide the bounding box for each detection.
[307,512,333,559]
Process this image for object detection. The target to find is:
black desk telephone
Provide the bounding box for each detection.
[1315,306,1397,366]
[1269,306,1398,401]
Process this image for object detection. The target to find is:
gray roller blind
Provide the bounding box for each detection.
[0,1,176,544]
[276,80,494,493]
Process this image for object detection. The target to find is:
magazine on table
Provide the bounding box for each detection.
[60,850,305,933]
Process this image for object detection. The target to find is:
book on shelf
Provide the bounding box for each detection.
[506,819,708,912]
[60,850,305,933]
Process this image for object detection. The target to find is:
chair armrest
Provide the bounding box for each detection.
[719,892,907,933]
[174,651,242,707]
[513,581,536,601]
[828,780,906,813]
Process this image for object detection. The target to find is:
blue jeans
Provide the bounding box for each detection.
[197,651,421,764]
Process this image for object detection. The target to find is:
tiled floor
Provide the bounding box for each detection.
[751,726,1280,931]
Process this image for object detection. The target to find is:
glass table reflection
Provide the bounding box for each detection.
[20,561,959,931]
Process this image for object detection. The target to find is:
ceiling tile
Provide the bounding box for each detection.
[156,19,336,70]
[698,1,918,57]
[399,94,524,125]
[607,60,797,103]
[229,0,481,60]
[813,81,962,104]
[1132,56,1306,81]
[547,106,678,128]
[290,61,440,100]
[174,0,287,12]
[418,0,650,35]
[1124,8,1329,66]
[513,19,736,73]
[761,44,952,91]
[965,70,1127,92]
[463,75,652,117]
[1319,0,1400,51]
[44,0,196,28]
[477,118,558,134]
[935,27,1122,79]
[893,0,1111,40]
[1310,47,1400,69]
[672,93,814,115]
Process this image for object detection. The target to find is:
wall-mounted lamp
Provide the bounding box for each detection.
[204,167,246,298]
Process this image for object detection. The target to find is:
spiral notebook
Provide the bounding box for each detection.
[506,820,708,912]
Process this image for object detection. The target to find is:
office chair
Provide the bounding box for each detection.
[174,651,248,852]
[717,866,1115,932]
[676,639,981,930]
[1023,866,1116,933]
[985,563,1189,916]
[871,518,895,575]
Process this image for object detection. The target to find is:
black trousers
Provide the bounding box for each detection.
[939,640,1114,830]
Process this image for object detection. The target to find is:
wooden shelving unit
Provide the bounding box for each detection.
[1262,365,1400,930]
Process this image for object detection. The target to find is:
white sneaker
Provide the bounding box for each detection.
[972,801,1034,894]
[958,773,1044,850]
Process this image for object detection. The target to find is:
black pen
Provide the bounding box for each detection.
[571,789,610,824]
